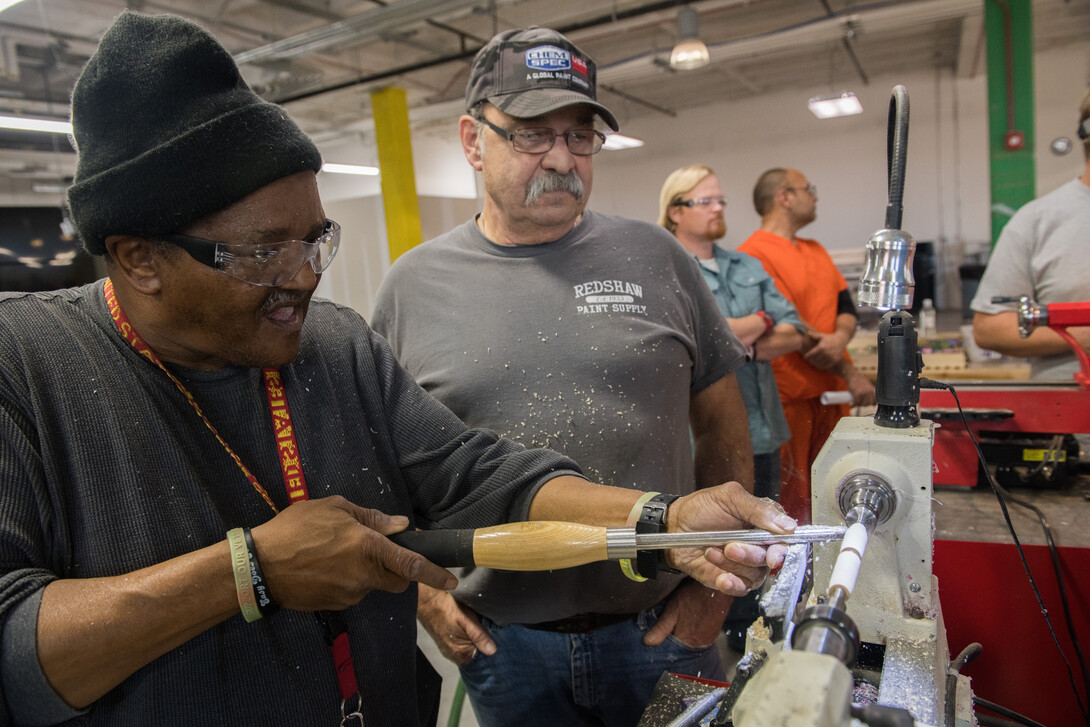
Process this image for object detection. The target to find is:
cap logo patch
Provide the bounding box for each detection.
[571,56,588,75]
[525,45,571,71]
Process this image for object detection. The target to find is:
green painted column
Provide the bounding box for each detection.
[371,87,423,262]
[984,0,1035,246]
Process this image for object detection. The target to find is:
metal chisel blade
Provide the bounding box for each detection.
[633,524,846,550]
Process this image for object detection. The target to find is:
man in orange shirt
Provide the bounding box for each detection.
[738,168,875,523]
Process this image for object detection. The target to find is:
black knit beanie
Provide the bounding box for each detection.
[67,12,323,256]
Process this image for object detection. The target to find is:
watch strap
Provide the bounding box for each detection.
[635,493,682,579]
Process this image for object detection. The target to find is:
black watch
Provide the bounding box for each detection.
[635,493,682,579]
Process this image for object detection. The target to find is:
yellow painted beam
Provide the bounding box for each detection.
[371,87,422,262]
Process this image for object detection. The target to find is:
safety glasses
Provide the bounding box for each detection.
[164,219,340,287]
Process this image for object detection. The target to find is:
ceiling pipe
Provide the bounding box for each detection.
[270,0,719,106]
[599,83,676,118]
[818,0,869,85]
[254,0,761,103]
[233,0,483,65]
[271,0,763,105]
[260,0,345,23]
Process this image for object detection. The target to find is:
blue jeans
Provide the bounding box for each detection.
[459,604,725,727]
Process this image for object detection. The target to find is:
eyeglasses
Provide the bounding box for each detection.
[163,219,341,287]
[478,116,606,156]
[784,184,817,197]
[673,197,728,208]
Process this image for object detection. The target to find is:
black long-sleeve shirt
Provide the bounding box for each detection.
[0,281,581,726]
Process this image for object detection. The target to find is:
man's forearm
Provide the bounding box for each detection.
[32,496,442,712]
[37,541,239,709]
[694,430,754,493]
[527,475,642,526]
[834,313,857,347]
[754,323,804,360]
[973,311,1088,358]
[726,313,769,346]
[691,377,754,492]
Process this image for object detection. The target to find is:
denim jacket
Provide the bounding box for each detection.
[696,245,803,454]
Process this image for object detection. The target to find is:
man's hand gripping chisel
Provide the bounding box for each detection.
[390,522,845,571]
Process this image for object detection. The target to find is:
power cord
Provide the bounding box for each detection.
[920,377,1090,726]
[974,696,1050,727]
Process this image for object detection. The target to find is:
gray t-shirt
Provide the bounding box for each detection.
[972,178,1090,380]
[372,211,745,624]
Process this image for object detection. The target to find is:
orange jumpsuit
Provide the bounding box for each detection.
[738,230,852,523]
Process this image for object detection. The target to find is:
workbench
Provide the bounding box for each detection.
[850,328,1033,383]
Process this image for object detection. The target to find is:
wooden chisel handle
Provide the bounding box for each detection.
[391,522,838,571]
[390,521,609,570]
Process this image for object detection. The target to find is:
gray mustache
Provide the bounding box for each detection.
[260,290,308,315]
[525,171,584,204]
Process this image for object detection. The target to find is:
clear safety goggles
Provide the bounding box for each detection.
[164,219,340,287]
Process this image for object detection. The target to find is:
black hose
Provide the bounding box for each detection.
[978,715,1033,727]
[975,697,1050,727]
[885,85,910,230]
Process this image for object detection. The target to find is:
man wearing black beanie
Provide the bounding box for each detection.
[0,11,793,727]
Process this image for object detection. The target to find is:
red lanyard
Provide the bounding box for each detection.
[104,278,305,512]
[103,279,361,715]
[265,370,311,506]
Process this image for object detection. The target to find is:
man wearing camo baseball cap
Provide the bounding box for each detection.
[373,26,756,727]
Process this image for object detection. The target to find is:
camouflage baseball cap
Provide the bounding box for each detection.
[466,27,619,131]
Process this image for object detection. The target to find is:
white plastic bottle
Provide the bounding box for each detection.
[918,298,937,338]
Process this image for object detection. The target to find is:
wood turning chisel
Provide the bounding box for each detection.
[390,522,845,571]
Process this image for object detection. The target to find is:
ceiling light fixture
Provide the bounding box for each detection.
[31,183,68,194]
[0,0,27,13]
[807,91,864,119]
[0,114,72,134]
[602,134,644,151]
[669,7,710,71]
[321,163,379,176]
